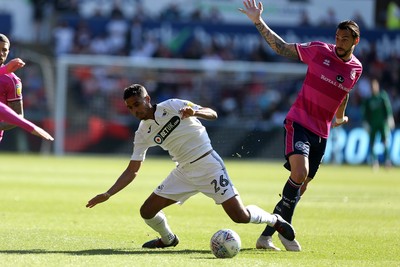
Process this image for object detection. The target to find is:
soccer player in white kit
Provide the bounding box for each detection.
[240,0,363,251]
[86,83,295,248]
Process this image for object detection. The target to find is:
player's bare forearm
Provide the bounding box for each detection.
[239,1,298,60]
[180,107,217,120]
[86,161,140,208]
[107,168,137,196]
[332,94,349,128]
[336,94,349,119]
[254,20,298,60]
[86,172,134,208]
[194,107,218,120]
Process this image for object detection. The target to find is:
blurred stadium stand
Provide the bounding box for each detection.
[0,0,399,165]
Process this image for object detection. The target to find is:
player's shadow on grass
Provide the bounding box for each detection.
[0,248,262,257]
[0,249,212,255]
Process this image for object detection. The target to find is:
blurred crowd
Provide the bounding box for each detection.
[19,0,400,128]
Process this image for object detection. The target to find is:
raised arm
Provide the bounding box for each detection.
[0,58,26,74]
[239,0,299,60]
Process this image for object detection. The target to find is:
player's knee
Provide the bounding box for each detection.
[291,169,308,183]
[140,205,153,219]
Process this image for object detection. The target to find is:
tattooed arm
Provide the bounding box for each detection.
[239,0,299,60]
[253,20,299,60]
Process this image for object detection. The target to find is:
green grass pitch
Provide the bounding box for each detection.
[0,153,399,267]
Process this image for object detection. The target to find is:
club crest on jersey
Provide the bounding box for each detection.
[153,116,180,144]
[16,84,22,96]
[350,69,356,80]
[336,75,344,83]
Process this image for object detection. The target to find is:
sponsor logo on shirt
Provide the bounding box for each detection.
[336,75,344,83]
[323,59,330,66]
[320,74,350,92]
[153,116,180,144]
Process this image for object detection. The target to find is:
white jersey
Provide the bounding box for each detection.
[130,99,213,164]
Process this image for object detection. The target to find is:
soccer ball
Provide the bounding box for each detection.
[210,229,241,258]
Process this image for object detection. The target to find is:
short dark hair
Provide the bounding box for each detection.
[337,20,360,38]
[0,33,10,44]
[123,84,148,100]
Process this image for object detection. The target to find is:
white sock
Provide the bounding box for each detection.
[144,211,175,244]
[246,205,277,226]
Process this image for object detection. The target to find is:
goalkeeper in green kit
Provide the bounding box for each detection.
[361,78,395,169]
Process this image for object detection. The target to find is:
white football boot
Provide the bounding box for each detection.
[278,233,301,251]
[256,235,281,251]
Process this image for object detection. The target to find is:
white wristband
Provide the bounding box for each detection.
[335,117,344,124]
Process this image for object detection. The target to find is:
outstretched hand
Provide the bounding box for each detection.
[31,126,54,141]
[238,0,263,23]
[179,107,195,119]
[6,58,25,73]
[86,193,110,208]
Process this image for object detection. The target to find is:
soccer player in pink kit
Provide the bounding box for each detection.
[239,0,362,251]
[0,102,53,141]
[0,33,26,142]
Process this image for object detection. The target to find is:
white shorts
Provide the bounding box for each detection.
[154,150,238,205]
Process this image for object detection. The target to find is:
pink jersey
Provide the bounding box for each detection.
[0,102,34,133]
[0,71,23,141]
[286,41,363,138]
[0,65,8,75]
[0,72,22,103]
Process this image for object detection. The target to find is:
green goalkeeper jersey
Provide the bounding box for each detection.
[361,90,392,128]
